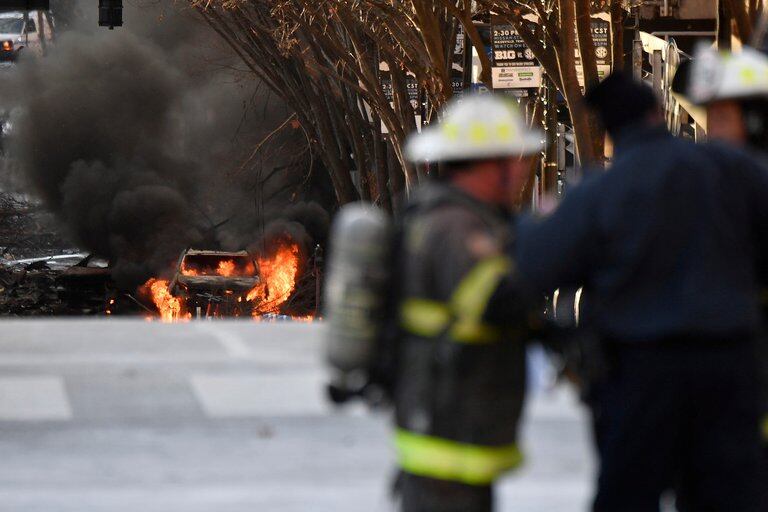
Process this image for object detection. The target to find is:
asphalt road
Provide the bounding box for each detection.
[0,320,594,511]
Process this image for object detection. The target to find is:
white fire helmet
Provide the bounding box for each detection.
[689,44,768,105]
[404,94,543,163]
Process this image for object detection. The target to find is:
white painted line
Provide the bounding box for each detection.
[191,373,328,418]
[0,376,72,421]
[196,323,254,359]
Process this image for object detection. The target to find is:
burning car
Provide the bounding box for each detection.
[142,240,306,322]
[167,249,260,319]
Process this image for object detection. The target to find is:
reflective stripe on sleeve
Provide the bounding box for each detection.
[394,428,523,486]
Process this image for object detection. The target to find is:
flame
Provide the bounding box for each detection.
[181,264,199,276]
[217,260,236,277]
[140,239,306,321]
[247,241,301,315]
[182,259,256,278]
[140,278,189,323]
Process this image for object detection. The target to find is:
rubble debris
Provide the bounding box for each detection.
[0,254,146,316]
[0,192,72,260]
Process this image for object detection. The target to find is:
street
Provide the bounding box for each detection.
[0,320,593,512]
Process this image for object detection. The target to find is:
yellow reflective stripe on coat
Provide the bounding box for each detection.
[395,428,523,486]
[400,298,451,338]
[399,255,512,343]
[449,256,512,343]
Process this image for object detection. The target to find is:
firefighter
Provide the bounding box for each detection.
[515,72,768,511]
[391,94,541,512]
[686,44,768,479]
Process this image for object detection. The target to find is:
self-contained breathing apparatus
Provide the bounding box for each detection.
[324,203,397,406]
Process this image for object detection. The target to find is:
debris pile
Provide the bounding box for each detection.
[0,257,120,316]
[0,193,70,260]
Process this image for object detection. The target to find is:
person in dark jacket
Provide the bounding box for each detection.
[392,94,540,512]
[684,43,768,484]
[515,72,768,511]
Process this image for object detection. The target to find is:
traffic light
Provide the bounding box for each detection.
[98,0,122,29]
[0,1,49,12]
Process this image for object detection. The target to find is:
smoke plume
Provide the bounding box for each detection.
[0,1,331,289]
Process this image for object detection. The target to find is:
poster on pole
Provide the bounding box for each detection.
[379,63,422,134]
[575,13,613,87]
[451,24,466,97]
[490,17,542,90]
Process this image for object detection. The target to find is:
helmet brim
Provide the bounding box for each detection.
[405,129,543,163]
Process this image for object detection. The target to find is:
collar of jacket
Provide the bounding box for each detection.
[443,183,514,221]
[612,122,670,152]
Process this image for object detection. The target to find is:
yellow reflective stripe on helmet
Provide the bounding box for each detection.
[761,414,768,442]
[449,256,512,343]
[395,428,523,486]
[400,298,451,338]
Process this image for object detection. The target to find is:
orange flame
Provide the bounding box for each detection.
[247,241,301,314]
[140,240,305,320]
[140,278,189,323]
[182,259,256,278]
[217,260,236,277]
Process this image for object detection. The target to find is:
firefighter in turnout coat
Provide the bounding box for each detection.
[392,95,541,512]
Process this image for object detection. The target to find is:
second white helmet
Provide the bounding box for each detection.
[688,44,768,104]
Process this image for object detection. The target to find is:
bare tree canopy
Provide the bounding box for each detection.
[189,1,764,206]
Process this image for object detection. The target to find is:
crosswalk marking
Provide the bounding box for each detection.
[190,373,329,418]
[0,376,72,421]
[196,323,254,359]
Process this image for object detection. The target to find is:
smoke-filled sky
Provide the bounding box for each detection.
[0,0,329,288]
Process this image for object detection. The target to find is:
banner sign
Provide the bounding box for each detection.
[491,19,542,89]
[575,14,613,86]
[452,25,466,97]
[380,64,422,133]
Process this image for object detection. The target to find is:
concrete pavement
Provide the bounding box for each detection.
[0,319,594,511]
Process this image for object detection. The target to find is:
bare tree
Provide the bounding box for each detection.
[481,0,618,164]
[191,1,500,208]
[191,0,627,205]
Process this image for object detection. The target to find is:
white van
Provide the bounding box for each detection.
[0,10,54,61]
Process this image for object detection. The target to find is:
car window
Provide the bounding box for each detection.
[0,18,24,34]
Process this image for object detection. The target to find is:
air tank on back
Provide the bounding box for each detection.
[324,203,392,401]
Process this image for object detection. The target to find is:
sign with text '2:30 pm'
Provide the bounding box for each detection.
[490,17,542,90]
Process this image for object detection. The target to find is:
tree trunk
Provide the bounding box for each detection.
[574,0,604,164]
[728,0,753,41]
[371,111,393,212]
[556,0,595,166]
[719,0,734,49]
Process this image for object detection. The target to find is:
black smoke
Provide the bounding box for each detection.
[0,1,332,289]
